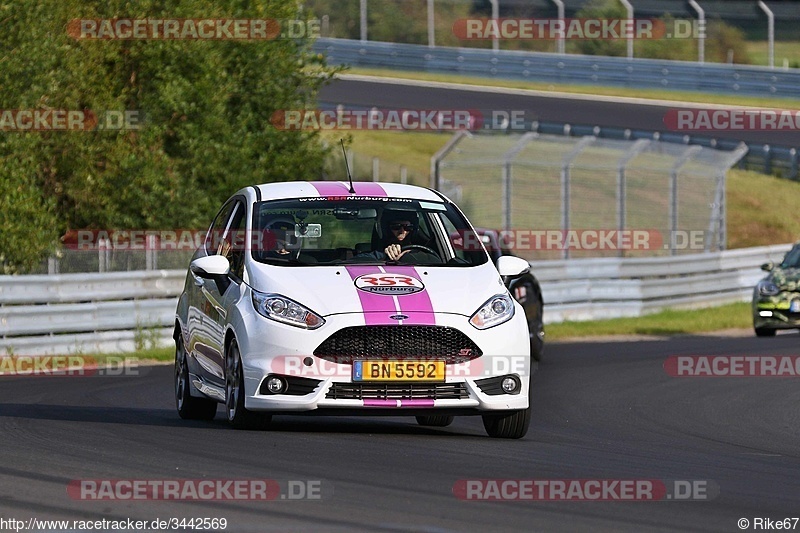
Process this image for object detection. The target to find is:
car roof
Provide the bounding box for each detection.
[249,181,447,203]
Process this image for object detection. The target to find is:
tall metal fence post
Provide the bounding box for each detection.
[427,0,435,48]
[400,166,407,184]
[430,130,470,189]
[501,132,537,232]
[616,139,650,257]
[372,157,379,181]
[669,145,702,255]
[360,0,368,42]
[688,0,705,63]
[560,136,596,259]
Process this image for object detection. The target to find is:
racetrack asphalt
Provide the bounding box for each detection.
[318,77,800,147]
[1,334,799,532]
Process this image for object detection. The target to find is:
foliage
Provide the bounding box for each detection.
[0,0,338,273]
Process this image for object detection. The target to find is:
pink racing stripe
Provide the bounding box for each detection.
[400,399,435,407]
[344,266,397,325]
[351,182,387,196]
[309,181,387,197]
[383,266,436,325]
[363,399,398,407]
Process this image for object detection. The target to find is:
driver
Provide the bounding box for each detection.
[259,215,296,256]
[380,210,419,261]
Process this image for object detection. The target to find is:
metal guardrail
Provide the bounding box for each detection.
[313,38,800,98]
[0,270,184,356]
[0,244,790,354]
[533,243,789,323]
[314,38,800,179]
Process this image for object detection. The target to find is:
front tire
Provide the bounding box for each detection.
[529,296,545,362]
[755,327,776,337]
[225,341,271,430]
[175,336,217,420]
[482,408,531,439]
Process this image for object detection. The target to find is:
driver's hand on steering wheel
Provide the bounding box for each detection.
[385,244,409,261]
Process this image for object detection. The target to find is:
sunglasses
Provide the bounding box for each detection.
[389,223,415,231]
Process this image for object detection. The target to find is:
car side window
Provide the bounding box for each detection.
[226,202,247,281]
[204,201,236,255]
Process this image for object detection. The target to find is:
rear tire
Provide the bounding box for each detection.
[755,327,776,337]
[226,341,271,430]
[415,415,454,427]
[175,336,217,421]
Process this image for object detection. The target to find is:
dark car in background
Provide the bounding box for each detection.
[752,241,800,337]
[473,228,545,360]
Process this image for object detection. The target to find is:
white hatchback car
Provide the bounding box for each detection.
[174,181,533,438]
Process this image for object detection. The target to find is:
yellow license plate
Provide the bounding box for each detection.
[353,360,446,382]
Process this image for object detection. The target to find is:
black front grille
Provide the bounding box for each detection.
[314,326,482,364]
[326,382,469,400]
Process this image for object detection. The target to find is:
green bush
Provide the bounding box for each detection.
[0,0,338,273]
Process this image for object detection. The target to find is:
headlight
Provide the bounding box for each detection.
[470,293,515,329]
[758,281,780,296]
[251,291,324,329]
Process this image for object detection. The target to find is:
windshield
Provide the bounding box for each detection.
[251,197,488,267]
[780,246,800,268]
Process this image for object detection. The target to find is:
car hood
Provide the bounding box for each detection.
[246,262,507,320]
[769,267,800,291]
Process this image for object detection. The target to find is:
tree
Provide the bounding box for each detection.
[0,0,338,273]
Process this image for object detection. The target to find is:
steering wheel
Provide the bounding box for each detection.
[401,244,438,255]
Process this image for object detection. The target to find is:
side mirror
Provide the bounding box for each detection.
[497,255,530,277]
[191,255,232,294]
[761,261,774,272]
[190,255,231,278]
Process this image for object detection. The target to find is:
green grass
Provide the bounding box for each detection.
[96,347,173,362]
[347,67,800,109]
[545,302,752,340]
[746,41,800,68]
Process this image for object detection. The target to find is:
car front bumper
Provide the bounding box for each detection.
[236,308,531,413]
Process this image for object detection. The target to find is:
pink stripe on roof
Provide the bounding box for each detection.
[309,181,387,197]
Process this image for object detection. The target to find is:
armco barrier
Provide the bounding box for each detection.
[0,244,790,355]
[313,38,800,99]
[0,270,184,356]
[531,243,790,322]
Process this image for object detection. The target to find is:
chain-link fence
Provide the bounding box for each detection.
[433,131,748,260]
[27,150,425,275]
